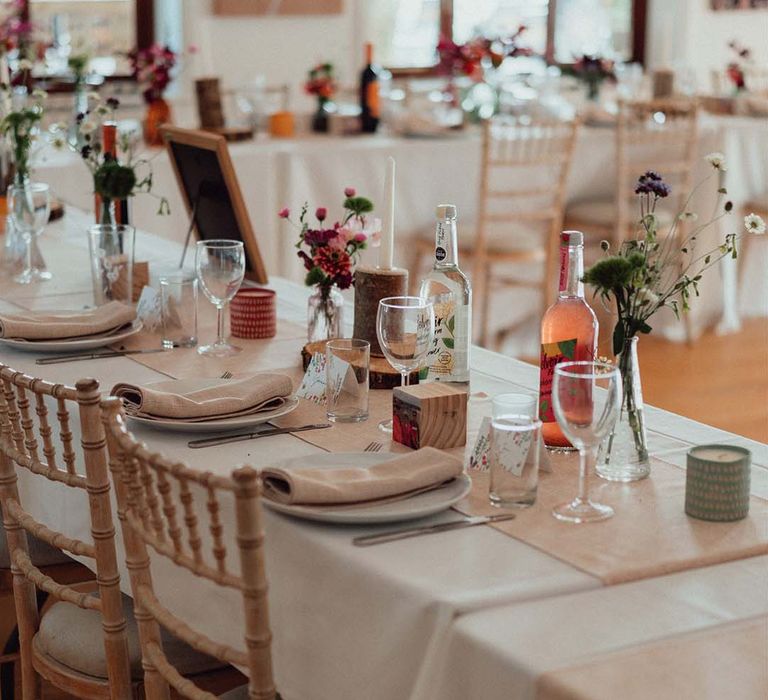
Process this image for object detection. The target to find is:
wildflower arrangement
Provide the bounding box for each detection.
[0,87,45,182]
[583,154,765,356]
[278,186,377,295]
[68,50,90,86]
[563,54,617,99]
[128,44,178,104]
[304,62,337,106]
[436,25,532,81]
[726,40,751,92]
[50,96,169,216]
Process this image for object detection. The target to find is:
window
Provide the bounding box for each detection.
[363,0,645,71]
[2,0,155,76]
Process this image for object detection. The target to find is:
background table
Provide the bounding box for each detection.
[1,208,766,700]
[35,113,768,347]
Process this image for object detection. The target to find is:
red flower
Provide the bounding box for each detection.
[316,207,327,222]
[344,186,356,197]
[314,246,351,279]
[278,207,290,218]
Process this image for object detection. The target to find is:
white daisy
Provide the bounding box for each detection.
[705,152,727,171]
[79,119,97,135]
[635,287,659,307]
[51,136,66,150]
[744,213,766,235]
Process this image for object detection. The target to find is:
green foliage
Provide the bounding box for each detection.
[343,196,374,217]
[305,266,325,287]
[93,160,137,199]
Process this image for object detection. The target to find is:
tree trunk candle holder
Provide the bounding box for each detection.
[195,77,226,130]
[353,266,408,356]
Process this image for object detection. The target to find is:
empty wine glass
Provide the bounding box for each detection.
[195,239,245,357]
[376,296,434,432]
[10,182,51,284]
[552,361,622,523]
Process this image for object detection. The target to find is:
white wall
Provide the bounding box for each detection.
[647,0,768,89]
[178,0,360,111]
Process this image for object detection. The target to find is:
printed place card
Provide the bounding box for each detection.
[295,353,327,405]
[468,416,491,471]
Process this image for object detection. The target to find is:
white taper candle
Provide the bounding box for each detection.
[380,156,395,270]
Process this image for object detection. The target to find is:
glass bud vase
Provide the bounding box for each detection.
[597,336,651,481]
[307,285,343,342]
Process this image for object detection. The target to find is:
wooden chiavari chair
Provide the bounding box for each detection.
[101,397,277,700]
[0,369,133,700]
[0,367,232,700]
[408,116,580,349]
[564,98,700,342]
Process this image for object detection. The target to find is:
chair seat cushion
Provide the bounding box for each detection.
[0,523,73,569]
[35,593,226,680]
[566,198,675,228]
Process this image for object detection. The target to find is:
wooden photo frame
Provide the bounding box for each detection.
[161,125,268,283]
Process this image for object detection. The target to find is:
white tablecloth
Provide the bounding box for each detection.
[34,114,768,344]
[1,208,766,700]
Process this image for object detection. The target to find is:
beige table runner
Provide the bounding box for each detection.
[536,615,768,700]
[454,457,768,585]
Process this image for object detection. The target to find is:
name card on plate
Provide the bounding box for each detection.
[295,352,327,405]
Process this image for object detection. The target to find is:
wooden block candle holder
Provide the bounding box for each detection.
[392,383,467,450]
[353,266,408,356]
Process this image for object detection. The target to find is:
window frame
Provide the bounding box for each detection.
[388,0,647,76]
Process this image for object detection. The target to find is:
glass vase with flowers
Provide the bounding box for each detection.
[583,155,765,481]
[304,62,337,133]
[563,54,617,101]
[278,186,379,342]
[51,96,169,226]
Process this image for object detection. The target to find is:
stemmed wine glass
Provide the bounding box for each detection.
[10,182,52,284]
[376,296,434,433]
[195,239,245,357]
[552,361,622,523]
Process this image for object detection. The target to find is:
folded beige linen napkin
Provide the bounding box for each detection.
[111,374,293,422]
[0,302,136,341]
[261,447,464,506]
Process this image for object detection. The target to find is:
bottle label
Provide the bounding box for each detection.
[538,338,577,422]
[366,81,380,118]
[424,300,469,382]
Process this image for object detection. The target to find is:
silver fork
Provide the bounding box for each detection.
[220,371,233,379]
[364,441,383,453]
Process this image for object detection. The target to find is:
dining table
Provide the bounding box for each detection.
[0,207,766,700]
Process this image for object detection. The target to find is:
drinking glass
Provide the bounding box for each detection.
[492,392,537,420]
[10,182,52,284]
[489,415,542,508]
[326,339,370,423]
[552,361,622,523]
[376,296,434,433]
[195,239,245,357]
[87,224,136,305]
[160,273,198,349]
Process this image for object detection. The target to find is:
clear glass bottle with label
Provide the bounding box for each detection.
[419,204,472,385]
[539,230,598,449]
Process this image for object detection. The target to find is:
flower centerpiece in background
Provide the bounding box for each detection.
[128,43,178,146]
[563,54,617,101]
[726,40,751,93]
[436,26,532,115]
[0,0,34,85]
[304,62,337,133]
[582,156,764,481]
[0,85,44,187]
[279,187,377,341]
[51,96,169,225]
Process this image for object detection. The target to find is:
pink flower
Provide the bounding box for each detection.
[328,234,348,251]
[187,44,199,54]
[278,207,290,218]
[354,233,367,243]
[316,207,327,222]
[344,186,356,197]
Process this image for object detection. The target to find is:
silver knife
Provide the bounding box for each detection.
[36,348,170,365]
[352,513,516,547]
[188,423,331,449]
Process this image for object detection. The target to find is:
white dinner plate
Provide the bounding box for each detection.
[0,320,144,353]
[124,396,299,434]
[262,452,472,525]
